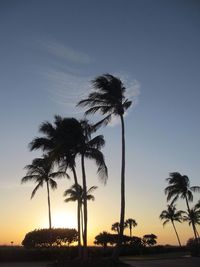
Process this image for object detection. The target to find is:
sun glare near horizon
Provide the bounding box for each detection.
[40,212,77,229]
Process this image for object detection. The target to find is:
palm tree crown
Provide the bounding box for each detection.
[159,204,184,246]
[165,172,200,205]
[77,74,132,126]
[64,184,98,204]
[159,204,184,226]
[125,218,137,237]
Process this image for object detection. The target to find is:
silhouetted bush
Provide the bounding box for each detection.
[22,228,78,248]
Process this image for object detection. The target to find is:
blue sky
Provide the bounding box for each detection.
[0,0,200,245]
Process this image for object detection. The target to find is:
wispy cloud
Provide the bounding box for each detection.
[38,40,92,65]
[43,69,92,115]
[36,40,140,120]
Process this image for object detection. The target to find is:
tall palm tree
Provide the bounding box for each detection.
[64,184,97,244]
[165,172,200,241]
[77,74,132,258]
[183,207,200,239]
[125,218,137,237]
[159,204,184,247]
[77,120,107,259]
[21,155,67,229]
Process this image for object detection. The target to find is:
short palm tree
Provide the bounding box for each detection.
[77,74,132,258]
[165,172,200,241]
[183,207,200,239]
[142,234,157,247]
[111,222,120,234]
[21,155,67,229]
[125,218,137,237]
[159,204,184,247]
[64,184,97,244]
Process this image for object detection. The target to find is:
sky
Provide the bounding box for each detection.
[0,0,200,246]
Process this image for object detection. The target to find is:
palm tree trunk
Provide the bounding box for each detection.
[185,196,198,241]
[46,180,52,229]
[130,226,132,238]
[171,220,182,247]
[72,166,82,257]
[112,114,126,260]
[81,154,88,260]
[80,204,84,245]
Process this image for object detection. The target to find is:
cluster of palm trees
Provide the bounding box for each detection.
[160,172,200,247]
[111,218,137,237]
[21,74,132,260]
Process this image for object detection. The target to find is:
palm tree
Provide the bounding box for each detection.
[165,172,200,241]
[159,204,184,247]
[183,207,200,239]
[64,184,97,244]
[77,74,132,258]
[142,234,157,247]
[29,116,84,252]
[21,155,67,229]
[111,222,120,234]
[125,218,137,237]
[77,120,108,259]
[30,116,107,259]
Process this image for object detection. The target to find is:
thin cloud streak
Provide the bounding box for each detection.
[43,69,92,115]
[38,40,92,65]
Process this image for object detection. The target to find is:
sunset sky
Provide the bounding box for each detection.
[0,0,200,246]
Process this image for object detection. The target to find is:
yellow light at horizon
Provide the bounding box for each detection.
[39,211,77,229]
[52,211,77,229]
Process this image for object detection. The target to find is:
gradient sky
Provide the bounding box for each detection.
[0,0,200,246]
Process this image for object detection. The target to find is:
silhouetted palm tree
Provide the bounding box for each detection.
[159,204,184,247]
[30,116,107,259]
[165,172,200,241]
[77,120,107,259]
[111,222,120,234]
[64,184,97,244]
[21,155,67,229]
[125,218,137,237]
[183,207,200,239]
[77,74,132,258]
[29,116,84,252]
[142,234,157,247]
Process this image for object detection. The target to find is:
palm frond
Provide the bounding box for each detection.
[64,196,77,203]
[49,171,70,179]
[39,121,55,137]
[92,115,112,130]
[87,186,98,194]
[29,137,53,151]
[31,182,43,199]
[123,99,132,111]
[85,148,108,184]
[49,179,57,190]
[162,219,170,227]
[87,135,105,149]
[21,175,40,184]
